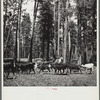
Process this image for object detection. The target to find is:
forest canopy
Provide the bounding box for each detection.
[3,0,97,65]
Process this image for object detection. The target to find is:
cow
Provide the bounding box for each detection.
[35,62,51,73]
[16,62,35,74]
[50,63,68,74]
[66,64,82,74]
[81,63,94,74]
[4,62,20,79]
[50,62,83,74]
[54,57,63,64]
[34,58,43,65]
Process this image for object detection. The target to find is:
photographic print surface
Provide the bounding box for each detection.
[3,0,97,86]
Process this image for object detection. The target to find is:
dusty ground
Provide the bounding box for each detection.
[4,68,97,86]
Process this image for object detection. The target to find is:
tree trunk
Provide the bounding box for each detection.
[63,0,68,63]
[68,32,71,52]
[69,45,72,63]
[53,0,56,59]
[17,0,22,61]
[92,0,96,57]
[78,54,82,65]
[84,50,87,64]
[4,0,8,58]
[4,0,8,34]
[15,20,18,62]
[42,38,45,59]
[46,29,50,61]
[29,0,38,62]
[5,25,12,57]
[77,0,82,64]
[57,0,60,57]
[68,30,71,63]
[86,46,89,62]
[47,39,49,61]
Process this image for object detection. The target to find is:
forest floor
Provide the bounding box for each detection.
[4,67,97,86]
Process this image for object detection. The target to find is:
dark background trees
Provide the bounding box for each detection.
[20,13,31,58]
[3,0,97,65]
[37,0,54,61]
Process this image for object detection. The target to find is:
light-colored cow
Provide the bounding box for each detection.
[54,57,63,63]
[81,63,94,74]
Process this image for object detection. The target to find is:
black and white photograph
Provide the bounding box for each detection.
[3,0,97,86]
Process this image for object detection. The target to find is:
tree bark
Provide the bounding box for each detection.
[57,0,60,57]
[29,0,38,62]
[53,0,56,59]
[47,38,50,61]
[4,0,8,58]
[42,37,45,59]
[92,0,96,55]
[17,0,22,61]
[77,0,82,64]
[69,44,72,63]
[63,0,68,63]
[15,19,18,62]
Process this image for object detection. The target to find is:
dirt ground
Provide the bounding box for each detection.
[4,68,97,86]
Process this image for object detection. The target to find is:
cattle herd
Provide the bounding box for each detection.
[3,58,95,79]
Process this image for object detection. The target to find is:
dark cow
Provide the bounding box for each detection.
[37,63,51,73]
[50,63,68,74]
[16,62,35,74]
[66,64,82,74]
[50,63,82,74]
[4,62,20,79]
